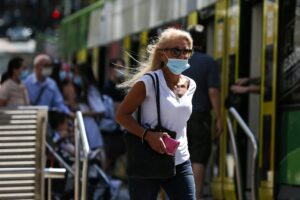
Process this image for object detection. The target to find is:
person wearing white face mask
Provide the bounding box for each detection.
[23,54,72,115]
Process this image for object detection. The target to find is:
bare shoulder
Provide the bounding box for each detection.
[120,81,146,112]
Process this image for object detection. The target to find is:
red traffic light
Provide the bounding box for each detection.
[52,8,61,19]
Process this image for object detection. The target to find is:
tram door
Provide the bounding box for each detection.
[258,0,279,199]
[226,0,245,197]
[213,0,246,199]
[244,2,263,200]
[213,0,260,199]
[212,1,228,199]
[276,0,300,199]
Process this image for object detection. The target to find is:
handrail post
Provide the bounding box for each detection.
[81,159,89,200]
[74,117,80,200]
[48,178,52,200]
[75,111,90,200]
[228,107,258,200]
[226,114,244,200]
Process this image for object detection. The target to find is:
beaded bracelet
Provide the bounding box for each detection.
[141,128,149,144]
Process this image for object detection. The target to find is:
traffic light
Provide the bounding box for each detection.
[51,8,61,28]
[52,8,61,20]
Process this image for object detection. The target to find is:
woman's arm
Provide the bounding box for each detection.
[209,88,222,139]
[115,81,168,154]
[115,81,146,137]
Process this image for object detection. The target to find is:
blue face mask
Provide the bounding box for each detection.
[59,71,73,81]
[73,76,82,86]
[59,71,66,81]
[166,58,190,75]
[19,69,30,81]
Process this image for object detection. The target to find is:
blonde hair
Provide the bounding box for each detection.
[119,28,193,88]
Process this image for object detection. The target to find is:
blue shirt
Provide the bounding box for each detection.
[23,73,70,114]
[183,52,220,112]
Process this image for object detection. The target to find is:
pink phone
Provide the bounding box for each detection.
[163,135,180,156]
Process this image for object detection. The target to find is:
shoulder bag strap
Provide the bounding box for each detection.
[32,85,47,105]
[153,72,161,128]
[144,73,161,127]
[137,73,160,124]
[137,72,161,127]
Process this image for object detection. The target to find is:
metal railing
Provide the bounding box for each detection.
[44,168,67,200]
[46,142,74,175]
[226,107,258,200]
[45,142,75,200]
[74,111,90,200]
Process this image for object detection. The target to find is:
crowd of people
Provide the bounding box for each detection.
[0,54,127,199]
[0,25,230,200]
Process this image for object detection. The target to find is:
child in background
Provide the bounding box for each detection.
[49,111,75,164]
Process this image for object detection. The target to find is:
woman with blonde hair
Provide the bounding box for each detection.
[116,28,196,199]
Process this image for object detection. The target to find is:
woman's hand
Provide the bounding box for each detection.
[145,131,168,154]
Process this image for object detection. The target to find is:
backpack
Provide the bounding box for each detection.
[99,94,118,132]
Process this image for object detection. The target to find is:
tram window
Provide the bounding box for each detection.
[261,115,272,180]
[264,45,273,102]
[278,0,300,104]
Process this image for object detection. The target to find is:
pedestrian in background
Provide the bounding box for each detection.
[0,57,30,106]
[23,54,72,115]
[183,25,222,199]
[102,58,126,109]
[102,58,127,178]
[116,28,196,200]
[77,62,106,152]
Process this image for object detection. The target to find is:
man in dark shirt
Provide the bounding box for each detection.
[184,25,222,199]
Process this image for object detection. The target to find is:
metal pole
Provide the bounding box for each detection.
[226,114,243,200]
[229,107,258,200]
[45,142,74,175]
[48,178,51,200]
[81,159,88,200]
[74,118,80,200]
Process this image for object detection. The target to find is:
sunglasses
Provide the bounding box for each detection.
[160,48,193,58]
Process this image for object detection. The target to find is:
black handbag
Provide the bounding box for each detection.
[124,72,177,179]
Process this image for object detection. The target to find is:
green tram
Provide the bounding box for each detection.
[59,0,300,199]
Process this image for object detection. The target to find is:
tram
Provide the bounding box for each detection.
[58,0,300,199]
